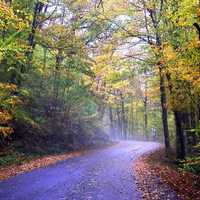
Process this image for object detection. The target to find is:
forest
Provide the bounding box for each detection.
[0,0,200,174]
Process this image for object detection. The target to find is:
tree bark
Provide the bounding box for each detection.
[116,104,122,139]
[159,67,171,149]
[144,96,148,141]
[146,4,171,149]
[120,92,127,140]
[109,106,114,139]
[131,103,134,140]
[165,73,186,159]
[174,111,186,160]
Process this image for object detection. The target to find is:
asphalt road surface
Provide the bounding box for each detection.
[0,141,162,200]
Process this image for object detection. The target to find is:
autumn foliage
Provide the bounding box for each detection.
[134,148,200,200]
[1,1,200,198]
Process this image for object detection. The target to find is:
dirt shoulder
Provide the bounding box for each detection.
[0,142,118,181]
[133,147,200,200]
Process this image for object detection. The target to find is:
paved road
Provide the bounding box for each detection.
[0,141,162,200]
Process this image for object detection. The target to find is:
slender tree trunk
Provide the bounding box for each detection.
[2,20,7,41]
[165,73,187,159]
[198,95,200,124]
[116,103,122,139]
[120,92,127,140]
[144,96,148,141]
[17,2,45,87]
[159,67,171,149]
[142,0,171,149]
[147,4,171,149]
[29,2,44,48]
[131,103,134,140]
[174,111,186,160]
[135,97,139,138]
[109,106,114,139]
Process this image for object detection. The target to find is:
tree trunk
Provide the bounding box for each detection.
[159,67,171,149]
[109,106,114,139]
[135,98,139,138]
[120,92,127,140]
[165,73,186,159]
[174,111,186,160]
[17,2,45,87]
[144,95,148,141]
[116,103,122,139]
[131,103,134,140]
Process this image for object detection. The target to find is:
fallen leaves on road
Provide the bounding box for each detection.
[133,147,200,200]
[0,153,82,180]
[0,142,118,181]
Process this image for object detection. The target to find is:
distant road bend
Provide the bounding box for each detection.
[0,141,162,200]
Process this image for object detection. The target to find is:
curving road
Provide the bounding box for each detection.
[0,141,162,200]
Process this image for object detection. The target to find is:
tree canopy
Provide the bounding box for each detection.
[1,0,200,172]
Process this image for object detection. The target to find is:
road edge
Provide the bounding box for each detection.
[0,141,119,181]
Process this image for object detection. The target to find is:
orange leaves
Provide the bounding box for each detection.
[0,108,14,137]
[0,152,86,180]
[157,45,177,68]
[193,78,200,87]
[0,109,12,123]
[133,148,200,200]
[0,83,17,92]
[156,36,200,112]
[188,36,200,49]
[0,142,117,180]
[0,127,14,138]
[0,83,22,137]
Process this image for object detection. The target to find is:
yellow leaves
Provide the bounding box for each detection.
[0,83,22,138]
[168,0,198,27]
[67,0,88,10]
[0,83,18,92]
[160,45,177,63]
[83,74,93,84]
[0,127,14,138]
[39,0,48,5]
[0,1,30,31]
[0,109,14,137]
[146,2,155,10]
[0,109,12,122]
[188,36,200,49]
[106,94,116,104]
[193,78,200,87]
[114,80,129,89]
[94,53,112,65]
[8,97,22,106]
[42,25,88,62]
[160,36,200,94]
[92,0,129,19]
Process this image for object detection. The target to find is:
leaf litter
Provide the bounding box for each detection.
[0,142,118,181]
[133,147,200,200]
